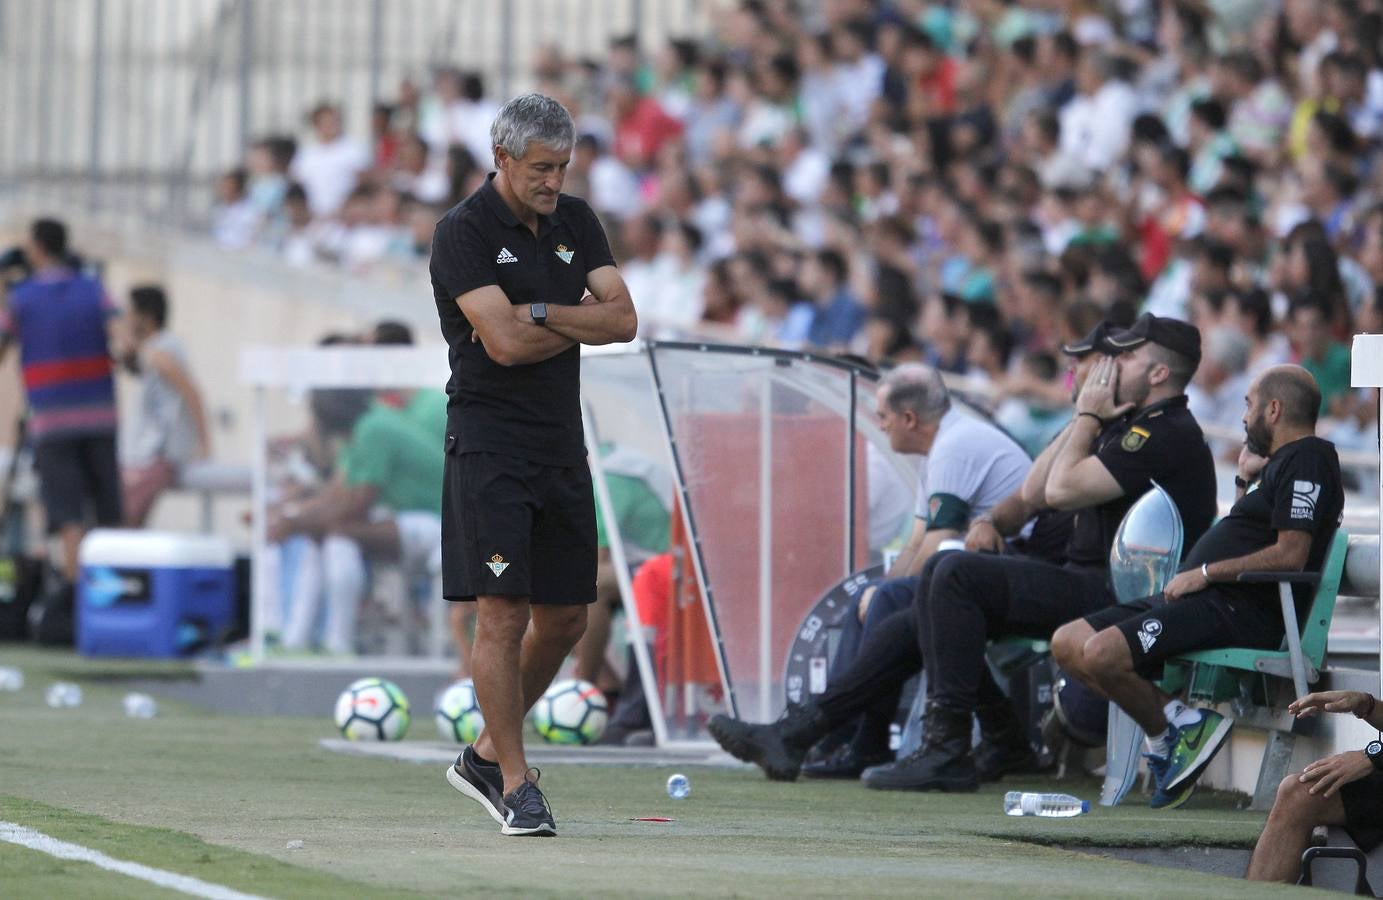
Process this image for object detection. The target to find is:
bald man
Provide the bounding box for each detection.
[1052,365,1344,808]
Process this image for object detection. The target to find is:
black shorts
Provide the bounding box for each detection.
[442,449,597,605]
[33,433,122,532]
[1082,587,1283,678]
[1341,770,1383,851]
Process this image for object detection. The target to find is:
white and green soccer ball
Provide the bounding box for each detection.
[334,677,410,741]
[533,678,608,745]
[435,678,485,744]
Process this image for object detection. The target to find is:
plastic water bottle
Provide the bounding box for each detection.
[1003,791,1089,817]
[123,692,158,719]
[0,667,23,691]
[666,773,690,800]
[45,682,82,708]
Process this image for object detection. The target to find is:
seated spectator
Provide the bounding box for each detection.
[1054,365,1343,808]
[118,285,211,527]
[246,136,296,226]
[291,102,371,217]
[269,381,444,656]
[1288,297,1352,417]
[1246,688,1383,882]
[211,167,260,248]
[800,249,865,350]
[1186,325,1253,458]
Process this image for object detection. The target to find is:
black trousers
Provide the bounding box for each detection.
[922,552,1115,710]
[813,553,1007,737]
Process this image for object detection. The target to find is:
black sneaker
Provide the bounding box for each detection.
[801,743,895,779]
[501,768,557,837]
[445,745,507,828]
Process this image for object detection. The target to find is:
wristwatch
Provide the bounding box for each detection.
[1366,740,1383,773]
[530,302,548,326]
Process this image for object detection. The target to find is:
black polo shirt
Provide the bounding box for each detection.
[1183,435,1343,613]
[430,173,616,465]
[1064,395,1217,569]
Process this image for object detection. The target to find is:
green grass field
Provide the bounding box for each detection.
[0,647,1308,898]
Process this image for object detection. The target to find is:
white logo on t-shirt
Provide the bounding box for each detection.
[496,247,518,264]
[1291,480,1320,520]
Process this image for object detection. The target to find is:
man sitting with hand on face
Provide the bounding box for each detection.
[1053,365,1343,809]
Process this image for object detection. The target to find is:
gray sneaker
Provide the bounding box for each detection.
[501,768,556,837]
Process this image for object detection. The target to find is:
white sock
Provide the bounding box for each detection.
[1163,699,1200,728]
[1145,727,1175,759]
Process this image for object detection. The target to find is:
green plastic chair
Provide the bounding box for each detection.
[1160,529,1350,705]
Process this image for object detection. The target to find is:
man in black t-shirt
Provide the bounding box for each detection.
[1056,365,1343,809]
[430,94,637,837]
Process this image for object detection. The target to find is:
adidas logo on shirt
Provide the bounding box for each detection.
[496,247,518,264]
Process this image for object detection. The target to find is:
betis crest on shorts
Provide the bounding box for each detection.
[487,554,509,577]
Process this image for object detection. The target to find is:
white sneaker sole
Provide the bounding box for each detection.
[1165,717,1233,790]
[500,821,556,837]
[445,765,506,827]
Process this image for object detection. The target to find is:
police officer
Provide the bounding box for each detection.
[863,313,1218,792]
[430,94,637,836]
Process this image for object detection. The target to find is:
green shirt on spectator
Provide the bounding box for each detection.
[1300,343,1352,415]
[404,389,448,445]
[341,401,444,514]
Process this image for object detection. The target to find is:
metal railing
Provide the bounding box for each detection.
[0,0,707,228]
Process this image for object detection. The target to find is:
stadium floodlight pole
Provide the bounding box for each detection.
[580,398,670,748]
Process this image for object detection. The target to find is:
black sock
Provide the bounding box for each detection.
[471,748,498,767]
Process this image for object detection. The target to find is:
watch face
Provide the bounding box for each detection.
[1368,741,1382,757]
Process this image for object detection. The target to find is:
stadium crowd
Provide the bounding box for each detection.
[213,0,1379,465]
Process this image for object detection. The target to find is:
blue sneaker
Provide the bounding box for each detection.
[1145,752,1196,809]
[1163,710,1232,791]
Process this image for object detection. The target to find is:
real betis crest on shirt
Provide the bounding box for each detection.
[555,243,574,264]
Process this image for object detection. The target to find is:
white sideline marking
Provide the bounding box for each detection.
[0,821,269,900]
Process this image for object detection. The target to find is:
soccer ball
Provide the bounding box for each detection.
[334,677,410,741]
[533,678,608,745]
[435,678,485,744]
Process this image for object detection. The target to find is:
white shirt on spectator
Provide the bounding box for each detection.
[623,256,663,332]
[451,99,501,170]
[830,54,885,135]
[638,254,706,332]
[911,408,1032,529]
[1059,79,1138,171]
[212,199,261,249]
[392,166,450,205]
[291,138,371,217]
[589,154,642,221]
[783,146,831,206]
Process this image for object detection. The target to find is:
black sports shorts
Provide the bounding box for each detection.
[1342,770,1383,851]
[1082,587,1284,677]
[442,447,597,605]
[33,433,122,532]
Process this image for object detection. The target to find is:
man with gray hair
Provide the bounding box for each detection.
[431,93,637,836]
[1187,325,1252,458]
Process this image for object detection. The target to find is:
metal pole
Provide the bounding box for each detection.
[500,0,513,99]
[250,386,269,664]
[757,375,773,723]
[581,400,670,748]
[368,0,383,105]
[88,0,106,212]
[238,0,253,153]
[845,369,856,575]
[36,0,55,184]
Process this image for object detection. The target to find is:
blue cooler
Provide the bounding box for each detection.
[77,529,235,657]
